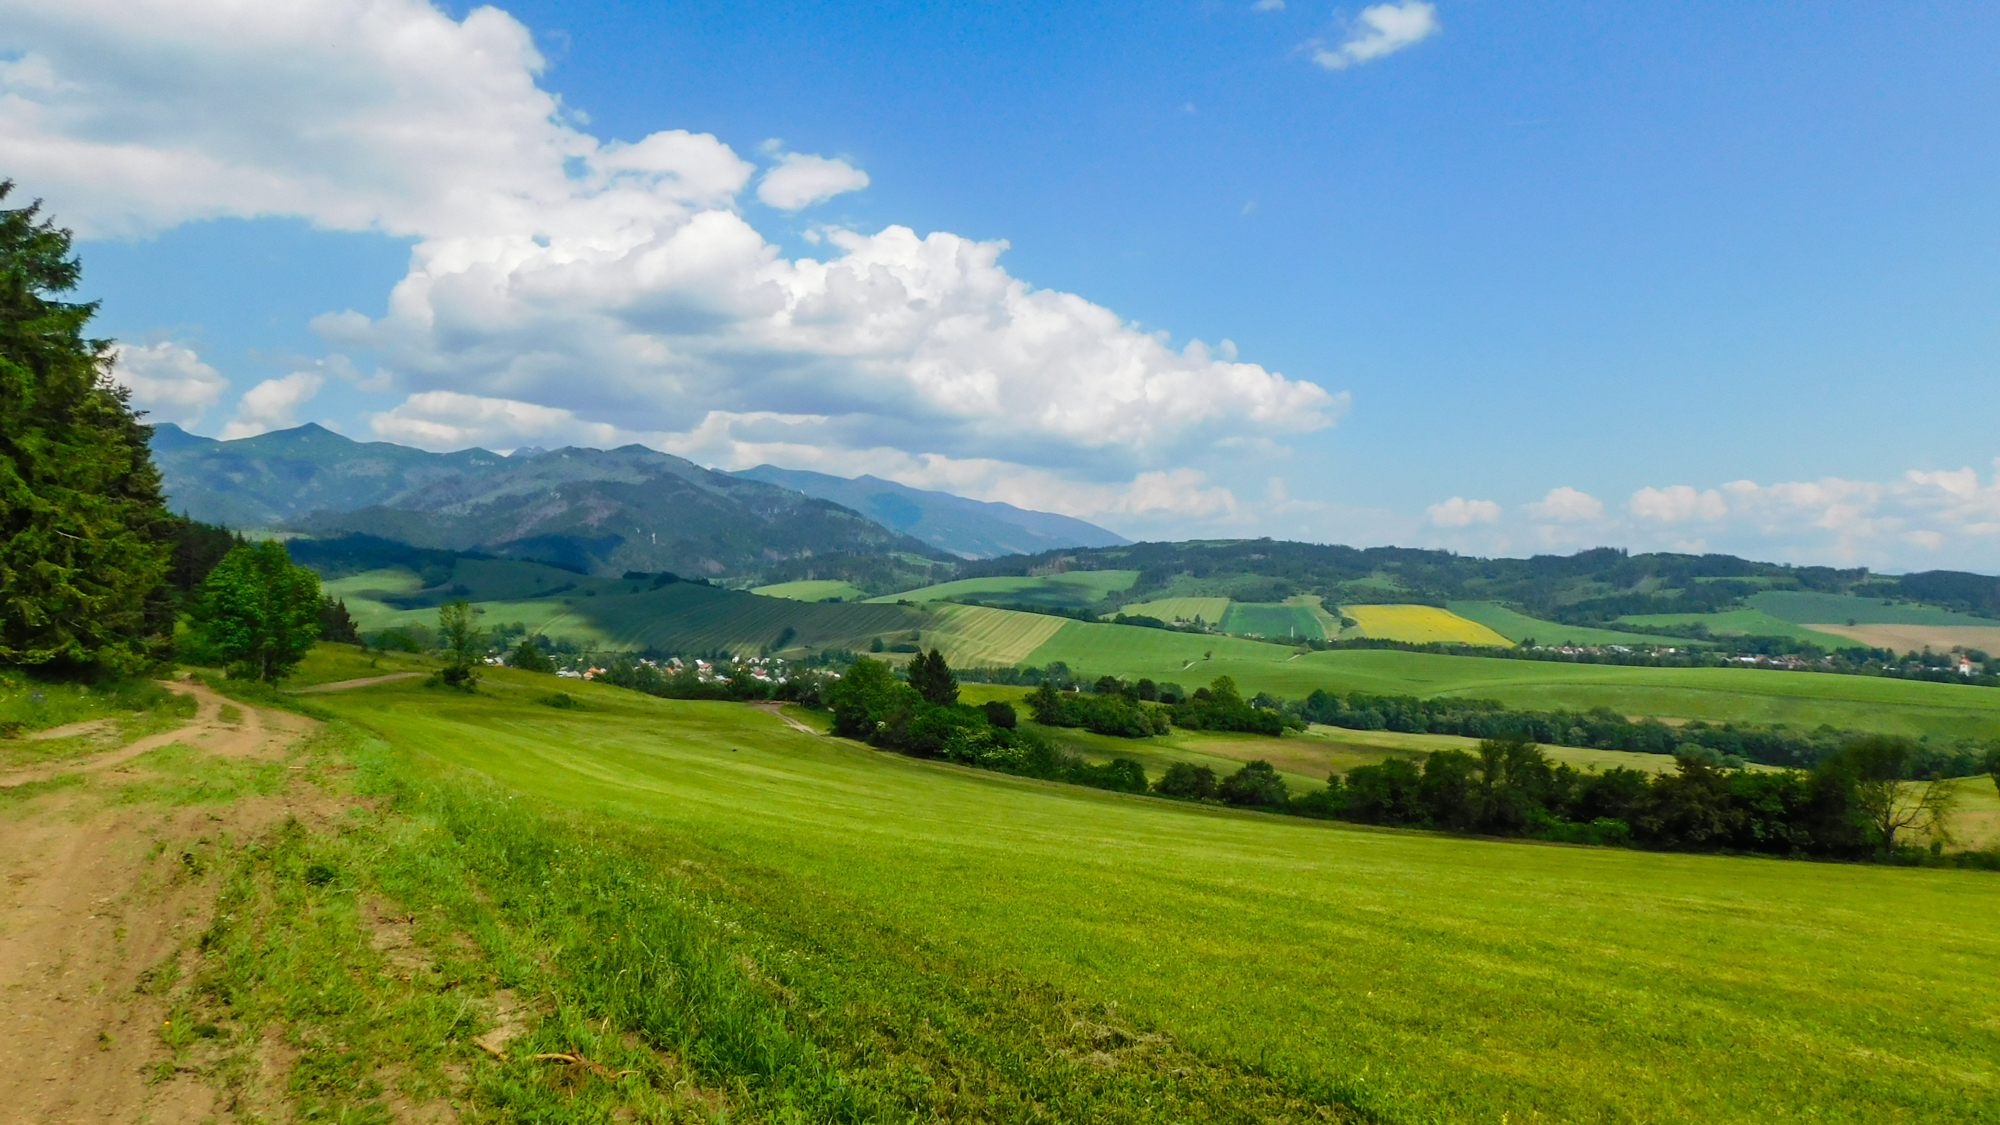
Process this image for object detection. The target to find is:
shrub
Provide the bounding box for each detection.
[1154,762,1218,800]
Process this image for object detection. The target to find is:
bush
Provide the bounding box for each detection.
[982,700,1018,728]
[1217,761,1289,808]
[1154,762,1218,800]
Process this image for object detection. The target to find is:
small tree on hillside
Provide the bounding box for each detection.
[195,541,323,681]
[432,600,483,690]
[1837,735,1956,852]
[908,647,959,706]
[510,637,554,673]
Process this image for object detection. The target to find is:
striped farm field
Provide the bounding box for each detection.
[919,604,1069,666]
[1116,596,1231,624]
[1344,604,1512,646]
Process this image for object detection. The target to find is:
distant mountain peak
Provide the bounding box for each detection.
[730,464,1128,559]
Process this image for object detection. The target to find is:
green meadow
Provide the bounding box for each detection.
[869,569,1139,607]
[1445,600,1678,647]
[299,669,2000,1123]
[1022,621,2000,740]
[1617,607,1855,648]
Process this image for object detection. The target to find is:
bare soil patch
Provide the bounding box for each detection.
[0,687,328,1124]
[1809,623,2000,655]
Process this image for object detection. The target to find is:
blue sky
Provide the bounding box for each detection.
[7,0,1998,569]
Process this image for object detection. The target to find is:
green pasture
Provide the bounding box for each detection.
[326,566,926,655]
[1617,607,1856,648]
[305,671,2000,1124]
[750,579,868,602]
[1748,590,1997,627]
[1446,600,1678,647]
[1220,601,1325,641]
[874,569,1139,608]
[1113,595,1230,624]
[1022,620,2000,740]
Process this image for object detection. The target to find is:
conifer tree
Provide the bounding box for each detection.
[0,183,174,672]
[908,647,959,706]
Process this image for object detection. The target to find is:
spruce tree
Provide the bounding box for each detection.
[0,183,174,672]
[909,647,959,706]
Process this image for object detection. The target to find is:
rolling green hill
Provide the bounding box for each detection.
[1446,600,1684,647]
[1021,618,2000,741]
[1747,590,1998,626]
[869,569,1139,607]
[302,671,2000,1123]
[325,563,923,656]
[1617,607,1856,648]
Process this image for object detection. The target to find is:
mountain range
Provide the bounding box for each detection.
[731,465,1127,559]
[148,424,1127,573]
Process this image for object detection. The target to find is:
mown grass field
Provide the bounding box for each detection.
[1749,590,1997,627]
[873,570,1138,607]
[1219,601,1325,641]
[1812,622,2000,654]
[302,671,2000,1124]
[750,579,868,602]
[1022,621,2000,740]
[1113,595,1231,624]
[1343,604,1512,646]
[1445,600,1677,647]
[1618,607,1855,648]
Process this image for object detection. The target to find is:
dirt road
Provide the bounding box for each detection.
[0,681,323,1123]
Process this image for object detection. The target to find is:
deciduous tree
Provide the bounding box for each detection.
[196,541,323,681]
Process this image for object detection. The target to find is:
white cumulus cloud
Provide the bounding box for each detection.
[1629,485,1729,523]
[0,0,1343,527]
[1426,496,1500,527]
[757,152,870,210]
[220,373,322,440]
[1524,486,1604,523]
[107,341,228,426]
[1313,2,1439,70]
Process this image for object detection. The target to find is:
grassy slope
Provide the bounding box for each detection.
[917,604,1069,666]
[1446,600,1680,647]
[1619,607,1857,648]
[1750,590,1997,626]
[310,673,2000,1124]
[1023,621,2000,739]
[872,570,1139,607]
[751,579,868,602]
[1115,596,1231,624]
[328,566,927,655]
[1220,602,1326,641]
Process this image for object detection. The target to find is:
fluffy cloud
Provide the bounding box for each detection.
[1426,496,1500,527]
[1409,464,2000,571]
[1629,484,1729,523]
[107,341,228,425]
[1312,2,1439,70]
[757,152,870,210]
[220,373,323,440]
[2,0,1342,523]
[1523,486,1603,523]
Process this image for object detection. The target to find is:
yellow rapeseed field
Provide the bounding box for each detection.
[1342,604,1512,646]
